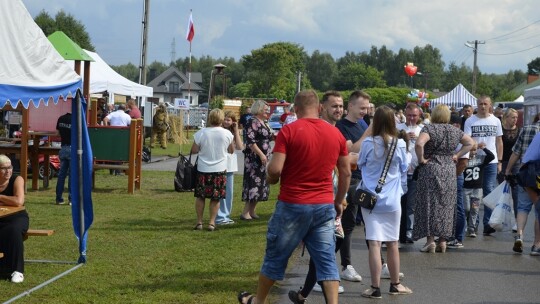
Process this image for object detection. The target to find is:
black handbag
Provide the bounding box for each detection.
[174,153,198,192]
[354,138,398,211]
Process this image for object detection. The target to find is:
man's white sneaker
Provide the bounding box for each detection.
[380,263,404,279]
[313,283,344,293]
[11,271,24,283]
[341,265,362,282]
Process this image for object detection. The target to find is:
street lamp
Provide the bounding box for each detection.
[208,63,227,102]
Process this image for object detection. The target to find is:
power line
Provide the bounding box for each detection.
[485,18,540,41]
[478,44,540,55]
[488,31,540,44]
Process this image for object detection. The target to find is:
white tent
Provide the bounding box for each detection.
[514,95,524,102]
[429,83,477,109]
[67,50,153,99]
[523,84,540,125]
[0,1,81,107]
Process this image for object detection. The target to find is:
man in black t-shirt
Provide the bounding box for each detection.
[55,112,71,205]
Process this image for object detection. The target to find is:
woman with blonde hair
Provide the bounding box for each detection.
[241,100,273,220]
[215,111,244,225]
[0,155,28,283]
[191,109,234,231]
[498,108,520,214]
[413,104,474,253]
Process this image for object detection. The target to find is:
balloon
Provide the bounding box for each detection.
[404,62,418,76]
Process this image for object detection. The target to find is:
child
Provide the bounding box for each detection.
[463,143,495,237]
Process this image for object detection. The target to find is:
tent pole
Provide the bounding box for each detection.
[76,91,85,263]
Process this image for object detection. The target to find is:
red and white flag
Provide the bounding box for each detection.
[186,12,195,42]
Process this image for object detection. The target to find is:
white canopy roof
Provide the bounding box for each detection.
[430,83,476,109]
[68,50,153,98]
[0,0,81,108]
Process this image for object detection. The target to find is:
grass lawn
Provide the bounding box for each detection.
[1,170,281,304]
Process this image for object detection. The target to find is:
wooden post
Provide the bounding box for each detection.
[135,119,143,190]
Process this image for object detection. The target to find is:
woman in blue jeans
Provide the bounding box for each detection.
[215,111,244,225]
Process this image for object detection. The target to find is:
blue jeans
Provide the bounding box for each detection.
[216,172,234,223]
[261,201,338,282]
[55,146,71,203]
[482,163,498,228]
[454,174,465,241]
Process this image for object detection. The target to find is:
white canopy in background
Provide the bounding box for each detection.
[514,95,524,102]
[68,50,153,98]
[524,85,540,125]
[0,0,81,108]
[429,83,477,109]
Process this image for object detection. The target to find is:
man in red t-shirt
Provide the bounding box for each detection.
[238,90,350,304]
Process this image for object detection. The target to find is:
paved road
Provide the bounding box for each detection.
[277,211,540,304]
[143,156,540,303]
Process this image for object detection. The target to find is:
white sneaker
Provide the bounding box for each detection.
[11,271,24,283]
[313,283,344,293]
[380,263,404,279]
[341,265,362,282]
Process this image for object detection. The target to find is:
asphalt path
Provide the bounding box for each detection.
[143,154,540,303]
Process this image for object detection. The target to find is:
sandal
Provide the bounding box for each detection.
[207,224,216,231]
[361,286,382,299]
[288,289,306,304]
[389,282,413,295]
[237,291,255,304]
[193,223,203,231]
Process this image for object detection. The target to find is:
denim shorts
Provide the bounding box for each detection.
[260,201,338,282]
[516,186,534,214]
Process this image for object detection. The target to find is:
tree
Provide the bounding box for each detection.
[242,42,308,101]
[34,10,95,51]
[334,62,386,91]
[527,57,540,75]
[306,50,337,92]
[111,63,139,82]
[442,62,472,91]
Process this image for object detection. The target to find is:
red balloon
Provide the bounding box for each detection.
[404,65,417,76]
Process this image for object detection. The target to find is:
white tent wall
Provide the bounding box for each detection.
[67,50,153,102]
[523,85,540,125]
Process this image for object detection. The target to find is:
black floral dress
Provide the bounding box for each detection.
[413,124,464,241]
[242,117,273,203]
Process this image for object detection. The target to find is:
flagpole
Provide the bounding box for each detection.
[186,9,194,144]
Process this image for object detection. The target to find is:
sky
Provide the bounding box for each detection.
[22,0,540,76]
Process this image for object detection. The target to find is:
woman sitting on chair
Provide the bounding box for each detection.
[0,154,28,283]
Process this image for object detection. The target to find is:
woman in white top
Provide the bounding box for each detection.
[215,111,244,225]
[357,106,412,299]
[191,109,234,231]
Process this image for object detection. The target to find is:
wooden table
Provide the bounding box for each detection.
[28,131,59,190]
[0,205,25,218]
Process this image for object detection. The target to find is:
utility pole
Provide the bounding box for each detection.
[139,0,150,86]
[466,40,485,95]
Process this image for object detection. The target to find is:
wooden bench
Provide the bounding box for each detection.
[23,229,55,241]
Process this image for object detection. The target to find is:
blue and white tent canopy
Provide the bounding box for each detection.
[429,83,477,109]
[0,0,82,109]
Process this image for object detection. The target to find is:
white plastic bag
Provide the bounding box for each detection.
[487,183,515,232]
[483,181,508,210]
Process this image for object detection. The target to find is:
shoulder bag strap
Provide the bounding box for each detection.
[375,138,398,193]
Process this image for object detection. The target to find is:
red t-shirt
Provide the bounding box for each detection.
[273,118,348,204]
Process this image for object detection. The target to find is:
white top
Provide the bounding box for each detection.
[194,127,233,172]
[397,123,423,174]
[464,114,502,164]
[106,110,132,126]
[226,152,239,172]
[357,136,409,213]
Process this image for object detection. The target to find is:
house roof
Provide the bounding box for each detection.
[512,78,540,95]
[147,66,203,93]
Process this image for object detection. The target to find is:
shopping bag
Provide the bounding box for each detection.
[487,183,515,232]
[483,181,507,210]
[174,153,197,192]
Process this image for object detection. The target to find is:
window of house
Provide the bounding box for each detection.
[170,81,179,92]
